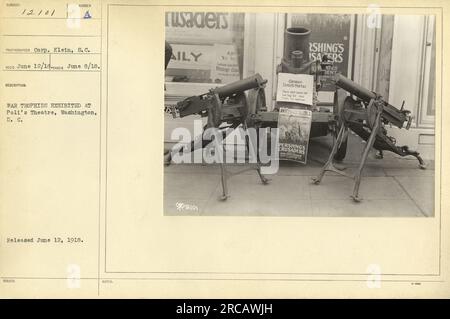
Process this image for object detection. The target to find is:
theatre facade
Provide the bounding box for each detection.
[164,12,437,160]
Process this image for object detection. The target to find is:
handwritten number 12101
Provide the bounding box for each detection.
[21,9,56,16]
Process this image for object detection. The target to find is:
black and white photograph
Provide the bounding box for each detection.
[163,12,436,217]
[2,0,448,299]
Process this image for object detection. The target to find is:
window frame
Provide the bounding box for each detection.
[164,13,252,102]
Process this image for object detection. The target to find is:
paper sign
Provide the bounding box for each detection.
[211,43,240,83]
[276,73,314,105]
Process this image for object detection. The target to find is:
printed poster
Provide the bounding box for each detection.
[277,107,313,163]
[165,12,235,42]
[290,13,351,75]
[167,43,240,83]
[211,43,240,83]
[289,13,352,90]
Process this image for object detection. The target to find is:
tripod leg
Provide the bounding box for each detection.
[245,125,270,185]
[165,128,208,165]
[215,124,243,200]
[416,154,427,169]
[167,125,235,165]
[351,112,382,202]
[219,161,228,200]
[312,124,346,184]
[400,147,427,169]
[256,166,270,184]
[375,149,383,159]
[164,149,172,166]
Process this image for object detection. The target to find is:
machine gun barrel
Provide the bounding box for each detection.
[334,73,410,128]
[215,73,267,98]
[334,73,376,101]
[172,73,267,120]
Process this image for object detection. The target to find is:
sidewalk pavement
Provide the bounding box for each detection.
[164,134,435,217]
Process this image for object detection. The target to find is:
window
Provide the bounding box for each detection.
[420,15,436,126]
[165,12,245,87]
[287,13,354,78]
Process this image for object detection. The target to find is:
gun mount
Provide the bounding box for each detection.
[312,73,426,202]
[170,73,268,126]
[165,73,271,200]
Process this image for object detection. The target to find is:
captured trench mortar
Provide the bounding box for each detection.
[276,26,348,161]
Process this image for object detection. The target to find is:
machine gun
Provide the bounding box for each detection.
[165,74,271,200]
[312,73,426,202]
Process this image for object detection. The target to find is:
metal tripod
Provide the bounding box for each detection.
[312,97,425,202]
